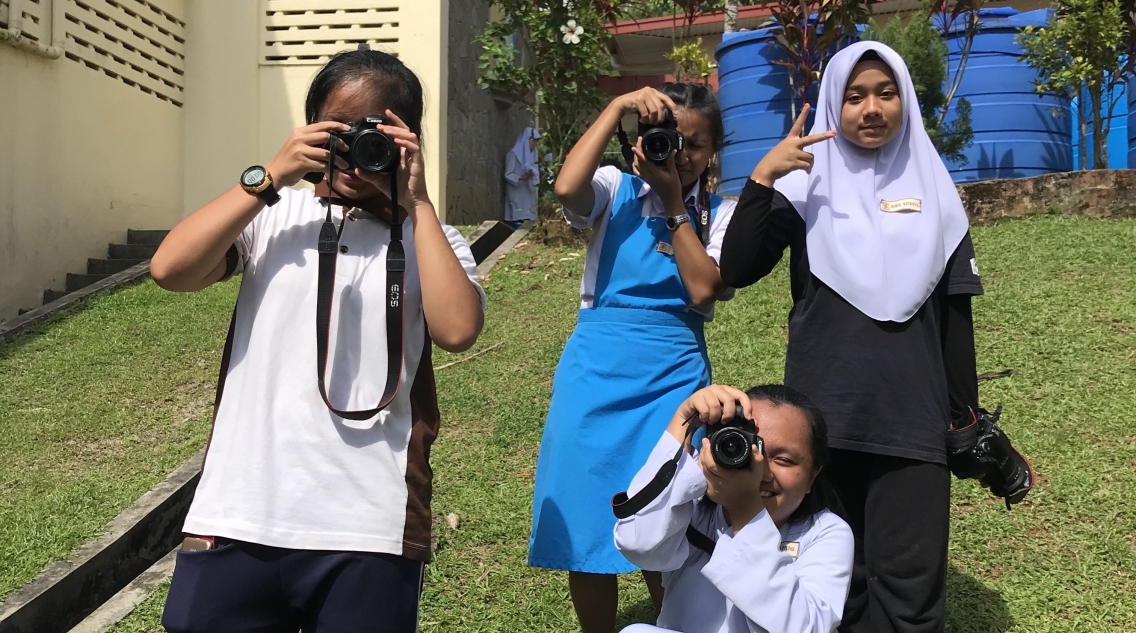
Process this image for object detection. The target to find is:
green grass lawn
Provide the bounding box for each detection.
[2,216,1133,632]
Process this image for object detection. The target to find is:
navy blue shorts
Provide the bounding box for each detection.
[161,538,424,633]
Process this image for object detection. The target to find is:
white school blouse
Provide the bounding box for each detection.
[563,166,736,321]
[614,433,854,633]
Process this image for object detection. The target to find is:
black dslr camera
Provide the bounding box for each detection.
[638,108,684,166]
[947,406,1034,509]
[706,404,765,470]
[336,115,398,174]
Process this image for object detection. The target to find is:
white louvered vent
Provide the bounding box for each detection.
[260,0,399,66]
[63,0,186,106]
[0,0,50,44]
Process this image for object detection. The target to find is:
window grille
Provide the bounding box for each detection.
[0,0,50,44]
[260,0,398,66]
[62,0,186,106]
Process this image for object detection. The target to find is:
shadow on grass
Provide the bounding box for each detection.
[946,564,1013,633]
[616,597,658,631]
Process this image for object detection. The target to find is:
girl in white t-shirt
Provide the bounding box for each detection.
[151,49,485,633]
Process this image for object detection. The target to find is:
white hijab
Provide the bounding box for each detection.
[508,127,541,171]
[778,41,969,323]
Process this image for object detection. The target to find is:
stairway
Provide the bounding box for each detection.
[37,230,169,306]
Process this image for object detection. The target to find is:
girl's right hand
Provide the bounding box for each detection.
[265,121,351,188]
[666,385,753,445]
[750,104,836,187]
[612,87,679,125]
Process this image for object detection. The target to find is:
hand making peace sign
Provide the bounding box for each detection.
[750,104,837,187]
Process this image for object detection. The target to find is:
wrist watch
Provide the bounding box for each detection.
[240,165,281,207]
[666,214,691,232]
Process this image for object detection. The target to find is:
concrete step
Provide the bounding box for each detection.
[126,229,169,245]
[108,243,158,260]
[43,289,68,304]
[66,273,111,293]
[88,258,145,275]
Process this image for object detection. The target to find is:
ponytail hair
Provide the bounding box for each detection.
[658,82,724,216]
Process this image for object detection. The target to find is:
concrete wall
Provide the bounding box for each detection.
[2,0,492,321]
[444,0,530,225]
[183,0,452,222]
[0,0,187,321]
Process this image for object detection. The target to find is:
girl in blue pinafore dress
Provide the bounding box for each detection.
[529,84,737,632]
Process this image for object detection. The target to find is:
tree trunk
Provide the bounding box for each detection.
[724,0,738,33]
[1079,96,1088,172]
[1089,81,1105,170]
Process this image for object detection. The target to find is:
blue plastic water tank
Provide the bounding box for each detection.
[715,28,794,196]
[944,8,1073,181]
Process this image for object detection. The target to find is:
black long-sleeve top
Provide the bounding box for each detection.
[719,180,982,464]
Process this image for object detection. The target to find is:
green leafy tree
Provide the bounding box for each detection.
[864,4,974,164]
[929,0,987,130]
[763,0,876,118]
[1017,0,1134,169]
[476,2,621,173]
[666,38,715,83]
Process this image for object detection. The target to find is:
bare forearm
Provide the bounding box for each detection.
[554,103,623,214]
[411,204,484,352]
[664,197,725,307]
[151,186,264,292]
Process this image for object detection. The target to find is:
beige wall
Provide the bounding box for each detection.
[183,0,452,223]
[0,0,187,322]
[3,0,476,321]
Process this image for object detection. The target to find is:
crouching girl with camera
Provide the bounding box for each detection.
[150,49,485,632]
[614,385,854,633]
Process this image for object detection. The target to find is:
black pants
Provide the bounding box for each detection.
[830,449,950,633]
[162,539,424,633]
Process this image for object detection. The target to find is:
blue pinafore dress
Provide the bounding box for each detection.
[528,173,725,573]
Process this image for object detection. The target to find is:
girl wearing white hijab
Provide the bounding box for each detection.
[719,42,983,633]
[504,127,541,227]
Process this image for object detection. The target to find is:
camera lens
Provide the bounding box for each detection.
[352,130,397,173]
[643,132,672,162]
[711,427,753,469]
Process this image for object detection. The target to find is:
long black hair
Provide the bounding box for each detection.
[658,82,725,216]
[746,384,846,525]
[304,48,424,144]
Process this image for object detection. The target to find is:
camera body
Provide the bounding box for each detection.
[336,115,398,174]
[707,404,765,470]
[638,108,685,166]
[947,406,1033,506]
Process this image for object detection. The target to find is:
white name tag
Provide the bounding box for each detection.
[780,541,800,558]
[879,198,922,213]
[656,241,675,256]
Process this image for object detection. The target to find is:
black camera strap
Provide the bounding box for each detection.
[315,135,405,421]
[615,122,709,247]
[611,414,719,554]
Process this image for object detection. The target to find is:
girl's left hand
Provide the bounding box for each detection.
[355,109,431,213]
[631,138,682,210]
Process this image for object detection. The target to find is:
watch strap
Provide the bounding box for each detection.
[667,213,691,231]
